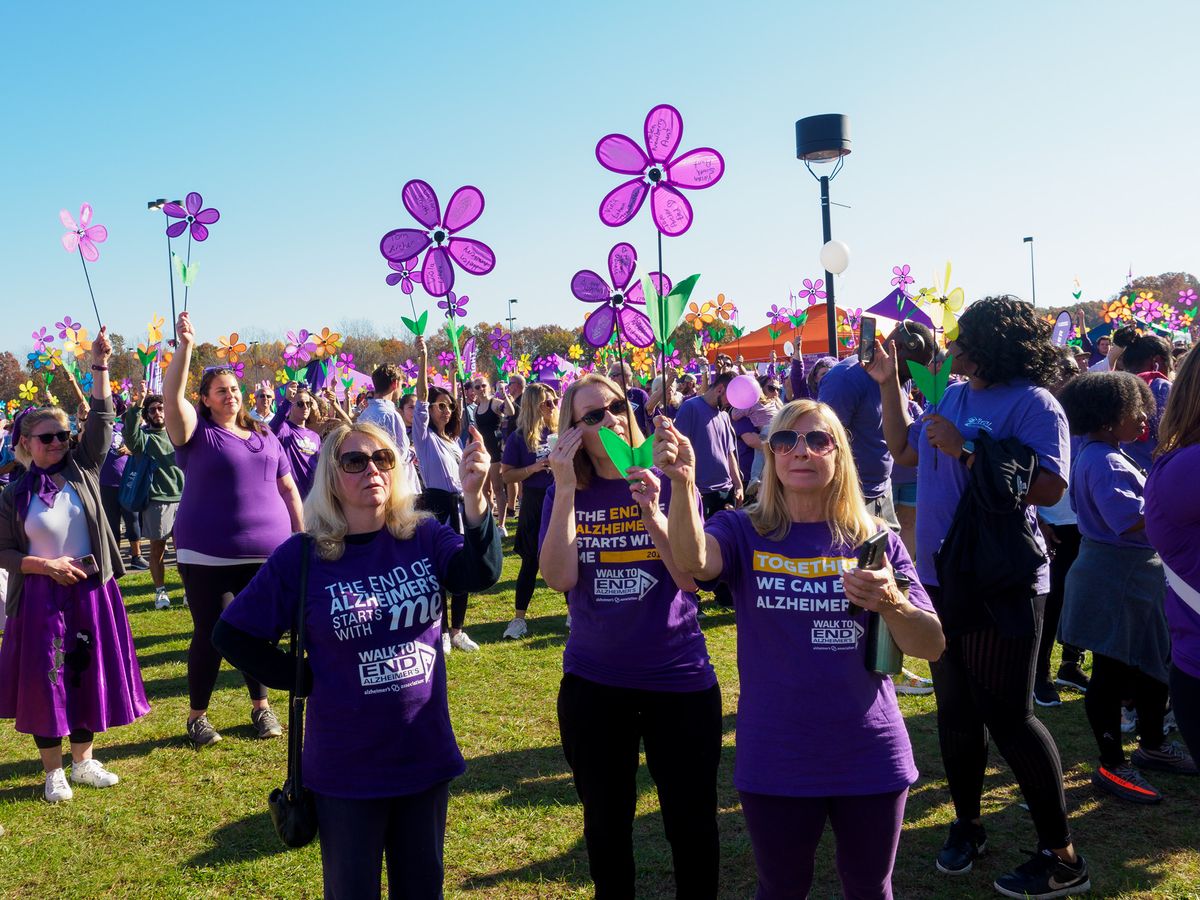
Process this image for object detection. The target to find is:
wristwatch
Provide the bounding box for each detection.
[959,440,976,465]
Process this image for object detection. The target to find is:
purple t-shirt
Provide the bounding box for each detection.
[1070,440,1149,547]
[99,428,128,488]
[818,358,891,499]
[1144,446,1200,679]
[1121,375,1170,473]
[539,475,716,692]
[274,419,321,499]
[673,395,736,494]
[501,428,553,491]
[911,381,1069,590]
[174,416,293,559]
[733,417,757,485]
[221,522,466,798]
[703,512,932,796]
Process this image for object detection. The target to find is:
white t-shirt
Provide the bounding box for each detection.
[26,482,93,560]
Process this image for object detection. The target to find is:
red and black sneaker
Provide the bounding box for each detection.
[1092,763,1162,804]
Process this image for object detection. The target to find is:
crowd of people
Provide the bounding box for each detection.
[1,297,1198,899]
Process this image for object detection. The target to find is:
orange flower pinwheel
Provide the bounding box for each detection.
[62,327,92,358]
[1101,297,1132,323]
[712,293,735,322]
[217,333,248,363]
[685,300,716,332]
[313,326,343,358]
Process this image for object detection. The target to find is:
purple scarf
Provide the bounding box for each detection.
[16,458,70,518]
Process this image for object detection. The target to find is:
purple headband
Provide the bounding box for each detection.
[10,405,37,440]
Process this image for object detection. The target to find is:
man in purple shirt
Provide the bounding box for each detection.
[673,372,743,608]
[818,321,934,529]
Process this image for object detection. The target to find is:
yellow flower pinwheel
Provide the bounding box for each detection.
[62,327,92,358]
[916,262,966,341]
[1101,297,1132,323]
[147,314,165,343]
[567,344,583,361]
[217,333,248,364]
[18,380,38,401]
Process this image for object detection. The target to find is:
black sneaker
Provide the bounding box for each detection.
[994,848,1089,898]
[1092,763,1162,804]
[1132,741,1198,775]
[1054,663,1090,693]
[1034,680,1062,707]
[936,819,987,875]
[129,556,150,570]
[186,714,222,747]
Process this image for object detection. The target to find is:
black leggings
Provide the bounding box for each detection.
[100,484,141,549]
[1171,664,1200,763]
[514,485,547,612]
[928,590,1071,849]
[1086,653,1168,766]
[1037,523,1085,681]
[419,489,468,630]
[34,729,94,749]
[177,562,269,711]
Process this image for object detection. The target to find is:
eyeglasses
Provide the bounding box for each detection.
[542,396,559,407]
[34,431,71,445]
[577,397,628,427]
[338,448,397,474]
[295,400,315,408]
[767,429,836,457]
[144,405,164,414]
[432,401,455,412]
[764,383,780,393]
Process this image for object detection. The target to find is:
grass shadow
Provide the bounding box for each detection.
[182,809,293,868]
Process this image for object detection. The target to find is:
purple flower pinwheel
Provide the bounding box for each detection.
[60,204,108,262]
[891,264,914,293]
[379,180,496,297]
[1180,288,1197,307]
[400,359,418,380]
[164,192,221,241]
[437,351,456,370]
[284,329,316,366]
[56,316,81,339]
[31,327,54,352]
[437,291,469,318]
[572,242,670,349]
[767,304,791,326]
[385,256,423,293]
[488,326,511,355]
[596,104,724,238]
[799,277,827,306]
[337,352,355,370]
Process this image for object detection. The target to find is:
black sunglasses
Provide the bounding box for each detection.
[338,448,397,474]
[768,429,836,457]
[577,397,628,427]
[34,431,71,445]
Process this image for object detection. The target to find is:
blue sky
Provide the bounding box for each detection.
[2,1,1197,357]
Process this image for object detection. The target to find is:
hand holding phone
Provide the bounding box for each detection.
[855,530,888,570]
[858,316,877,365]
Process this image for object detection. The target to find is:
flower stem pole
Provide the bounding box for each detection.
[611,312,636,454]
[657,228,665,381]
[164,213,177,345]
[77,248,102,329]
[182,231,193,312]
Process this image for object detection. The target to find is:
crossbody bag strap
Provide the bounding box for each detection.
[288,535,312,795]
[1162,560,1200,619]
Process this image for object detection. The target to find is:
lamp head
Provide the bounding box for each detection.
[795,114,851,163]
[147,198,168,210]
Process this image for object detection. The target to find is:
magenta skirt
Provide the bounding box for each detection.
[0,573,150,737]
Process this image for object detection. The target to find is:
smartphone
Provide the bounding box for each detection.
[858,316,877,364]
[73,554,99,577]
[855,531,888,570]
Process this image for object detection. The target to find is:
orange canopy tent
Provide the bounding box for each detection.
[705,305,905,362]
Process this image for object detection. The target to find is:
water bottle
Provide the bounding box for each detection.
[865,572,907,676]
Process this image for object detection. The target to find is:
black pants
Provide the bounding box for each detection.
[418,489,468,630]
[313,782,449,900]
[1171,664,1200,763]
[178,562,268,711]
[1086,653,1168,766]
[514,485,548,612]
[928,589,1071,849]
[1037,523,1085,681]
[557,673,722,899]
[99,484,141,550]
[700,490,735,607]
[34,729,94,749]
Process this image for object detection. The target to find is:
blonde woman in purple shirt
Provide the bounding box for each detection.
[164,312,304,747]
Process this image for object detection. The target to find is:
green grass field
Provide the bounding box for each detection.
[1,542,1198,898]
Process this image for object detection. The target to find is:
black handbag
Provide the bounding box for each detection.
[268,535,319,848]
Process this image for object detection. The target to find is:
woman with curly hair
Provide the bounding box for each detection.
[1057,372,1194,805]
[867,296,1089,899]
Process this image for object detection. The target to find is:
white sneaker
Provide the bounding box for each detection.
[451,631,480,652]
[45,768,73,803]
[498,525,509,538]
[71,758,119,788]
[442,632,452,655]
[894,668,935,695]
[502,618,529,640]
[154,588,171,610]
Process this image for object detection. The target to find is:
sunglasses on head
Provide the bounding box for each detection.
[577,397,628,427]
[767,429,836,457]
[33,431,71,445]
[338,448,397,474]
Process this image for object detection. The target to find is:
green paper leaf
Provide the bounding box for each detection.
[136,348,157,367]
[172,252,198,288]
[906,357,952,406]
[731,325,746,338]
[767,327,782,341]
[341,375,354,389]
[1072,290,1083,300]
[401,311,429,337]
[647,273,702,348]
[789,313,808,328]
[284,366,302,383]
[444,320,465,380]
[598,426,655,479]
[707,325,727,343]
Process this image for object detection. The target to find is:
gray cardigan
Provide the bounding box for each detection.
[0,395,125,617]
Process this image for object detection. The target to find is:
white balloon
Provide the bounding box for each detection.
[783,340,794,357]
[819,240,851,275]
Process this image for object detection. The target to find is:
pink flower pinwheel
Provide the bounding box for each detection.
[60,204,108,261]
[767,304,790,326]
[596,104,725,238]
[31,327,54,352]
[572,242,670,349]
[164,192,221,241]
[891,264,914,292]
[799,278,827,306]
[1180,289,1197,307]
[379,180,496,297]
[385,256,424,293]
[284,329,316,366]
[56,316,81,338]
[438,291,469,318]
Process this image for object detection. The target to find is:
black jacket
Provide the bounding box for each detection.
[933,433,1046,638]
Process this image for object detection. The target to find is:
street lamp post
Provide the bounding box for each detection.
[1023,236,1036,304]
[506,297,519,355]
[148,198,182,343]
[795,115,851,354]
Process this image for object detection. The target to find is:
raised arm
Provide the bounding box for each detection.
[76,327,114,470]
[627,467,697,591]
[415,335,429,402]
[864,339,918,468]
[164,312,197,447]
[538,426,583,592]
[654,420,724,581]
